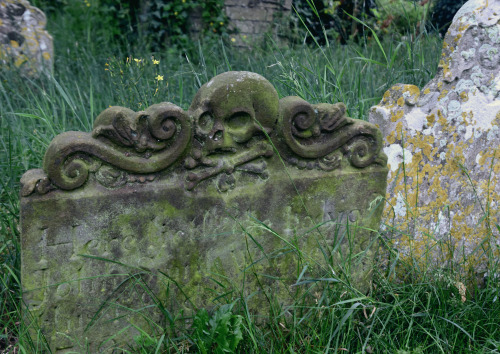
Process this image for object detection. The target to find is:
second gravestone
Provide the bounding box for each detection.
[369,0,499,279]
[0,0,53,75]
[21,71,388,352]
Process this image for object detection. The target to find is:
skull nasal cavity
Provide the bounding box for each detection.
[212,130,223,141]
[210,120,224,140]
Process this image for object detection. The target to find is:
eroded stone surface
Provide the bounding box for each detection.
[21,71,387,352]
[369,0,499,276]
[0,0,53,75]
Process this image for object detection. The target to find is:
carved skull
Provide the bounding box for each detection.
[188,71,279,154]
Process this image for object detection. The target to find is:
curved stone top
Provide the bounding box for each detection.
[440,0,500,83]
[21,71,387,196]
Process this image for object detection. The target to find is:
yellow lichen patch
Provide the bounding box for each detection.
[14,54,27,67]
[383,90,391,102]
[437,81,443,89]
[478,149,496,167]
[458,23,470,32]
[454,34,462,43]
[397,97,405,107]
[10,40,19,48]
[408,133,435,160]
[395,121,404,140]
[440,59,451,79]
[495,111,500,126]
[403,84,420,95]
[391,110,404,122]
[426,114,435,125]
[386,130,396,144]
[461,112,469,124]
[423,88,431,95]
[438,89,449,100]
[42,52,50,60]
[437,110,447,125]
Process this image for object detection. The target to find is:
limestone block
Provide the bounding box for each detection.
[252,20,274,34]
[0,0,53,75]
[21,71,388,351]
[225,0,291,8]
[233,19,255,35]
[225,6,268,22]
[369,0,500,275]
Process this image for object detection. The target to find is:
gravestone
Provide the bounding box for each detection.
[21,71,388,352]
[369,0,499,277]
[0,0,53,75]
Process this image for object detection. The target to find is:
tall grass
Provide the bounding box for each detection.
[1,5,499,353]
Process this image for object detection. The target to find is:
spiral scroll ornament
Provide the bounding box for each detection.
[278,96,384,169]
[42,103,191,190]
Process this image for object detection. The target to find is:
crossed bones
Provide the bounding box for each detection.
[185,141,274,191]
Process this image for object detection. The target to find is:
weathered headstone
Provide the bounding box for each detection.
[21,71,387,352]
[0,0,53,75]
[369,0,499,277]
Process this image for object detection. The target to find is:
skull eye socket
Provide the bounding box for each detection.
[226,112,252,130]
[197,112,214,135]
[226,111,255,143]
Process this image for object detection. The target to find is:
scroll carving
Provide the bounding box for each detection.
[278,96,386,170]
[41,102,191,191]
[20,71,387,196]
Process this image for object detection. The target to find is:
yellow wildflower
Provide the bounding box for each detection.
[155,75,164,81]
[152,59,160,65]
[134,58,142,63]
[174,11,178,16]
[231,38,236,43]
[219,22,223,26]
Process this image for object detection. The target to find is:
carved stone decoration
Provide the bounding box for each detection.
[185,71,278,190]
[21,71,388,352]
[20,168,53,196]
[20,72,387,195]
[278,96,386,170]
[0,0,53,75]
[32,103,191,191]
